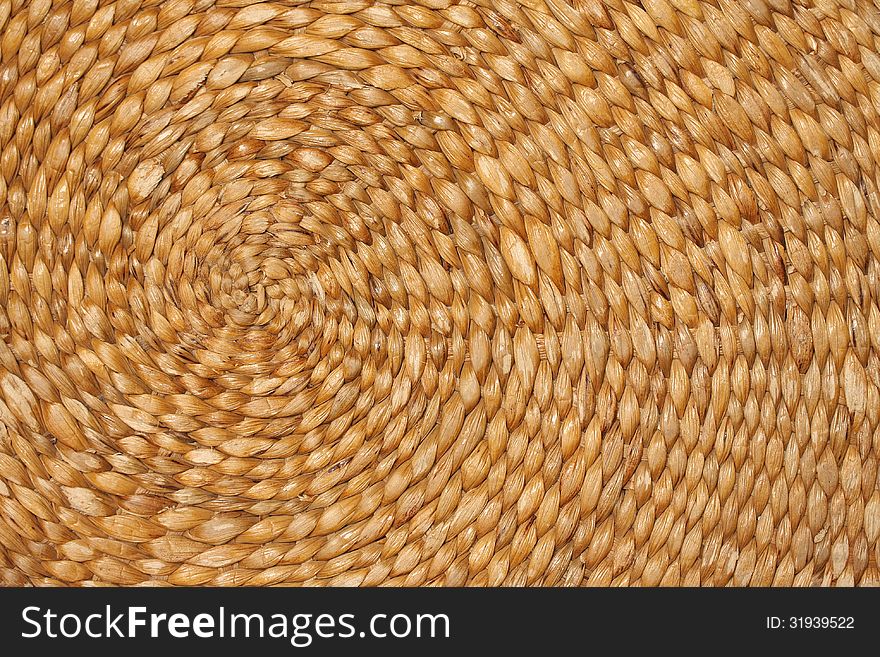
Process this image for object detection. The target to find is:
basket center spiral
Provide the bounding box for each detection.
[2,0,880,588]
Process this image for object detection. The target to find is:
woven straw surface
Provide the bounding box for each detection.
[1,0,880,587]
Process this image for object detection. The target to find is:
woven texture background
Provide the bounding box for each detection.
[2,0,880,586]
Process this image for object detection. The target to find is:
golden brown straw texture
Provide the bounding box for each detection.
[1,0,880,587]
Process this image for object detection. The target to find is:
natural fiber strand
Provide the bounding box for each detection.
[1,0,880,586]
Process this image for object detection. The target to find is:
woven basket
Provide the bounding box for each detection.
[1,0,879,587]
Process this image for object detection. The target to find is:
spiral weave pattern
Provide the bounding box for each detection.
[2,0,880,586]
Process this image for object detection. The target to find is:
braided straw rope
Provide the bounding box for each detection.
[1,0,880,587]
